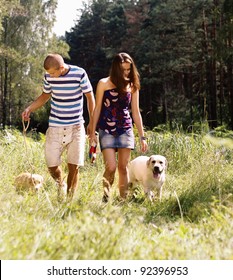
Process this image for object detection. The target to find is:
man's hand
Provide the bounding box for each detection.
[21,108,31,121]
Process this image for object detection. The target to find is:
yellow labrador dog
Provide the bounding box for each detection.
[14,172,44,193]
[128,155,167,201]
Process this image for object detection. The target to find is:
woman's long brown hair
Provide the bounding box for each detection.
[109,53,140,95]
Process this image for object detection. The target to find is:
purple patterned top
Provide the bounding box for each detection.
[97,88,132,136]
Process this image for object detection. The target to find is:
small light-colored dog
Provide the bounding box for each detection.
[14,172,44,193]
[128,155,167,201]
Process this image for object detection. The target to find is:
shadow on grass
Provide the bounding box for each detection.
[142,179,233,224]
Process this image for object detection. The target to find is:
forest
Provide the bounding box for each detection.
[1,0,233,132]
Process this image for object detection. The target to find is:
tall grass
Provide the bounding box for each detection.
[0,127,233,260]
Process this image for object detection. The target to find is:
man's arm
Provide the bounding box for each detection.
[22,93,51,121]
[85,91,95,136]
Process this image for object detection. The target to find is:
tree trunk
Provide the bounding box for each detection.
[228,62,233,129]
[2,57,8,129]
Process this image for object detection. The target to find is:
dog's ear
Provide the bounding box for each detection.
[147,157,151,167]
[30,175,40,186]
[31,177,36,186]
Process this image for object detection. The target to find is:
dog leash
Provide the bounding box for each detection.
[22,117,35,174]
[21,118,51,201]
[22,117,30,132]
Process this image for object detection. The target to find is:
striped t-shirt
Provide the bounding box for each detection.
[43,65,93,127]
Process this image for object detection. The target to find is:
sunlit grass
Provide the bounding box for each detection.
[0,127,233,259]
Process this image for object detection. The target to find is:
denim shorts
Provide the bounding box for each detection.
[98,129,135,151]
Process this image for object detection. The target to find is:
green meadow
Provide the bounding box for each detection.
[0,126,233,260]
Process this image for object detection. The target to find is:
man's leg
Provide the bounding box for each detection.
[48,166,63,184]
[48,166,67,202]
[67,163,79,201]
[66,124,85,201]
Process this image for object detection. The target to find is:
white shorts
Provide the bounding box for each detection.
[45,124,86,167]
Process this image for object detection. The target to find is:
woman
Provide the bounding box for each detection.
[90,52,147,202]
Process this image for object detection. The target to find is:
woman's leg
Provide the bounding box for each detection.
[102,148,117,202]
[117,148,131,198]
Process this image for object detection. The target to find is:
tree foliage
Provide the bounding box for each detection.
[0,0,69,130]
[66,0,233,130]
[1,0,233,131]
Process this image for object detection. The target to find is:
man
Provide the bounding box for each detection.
[22,54,95,202]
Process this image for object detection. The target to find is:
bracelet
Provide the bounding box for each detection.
[140,136,147,141]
